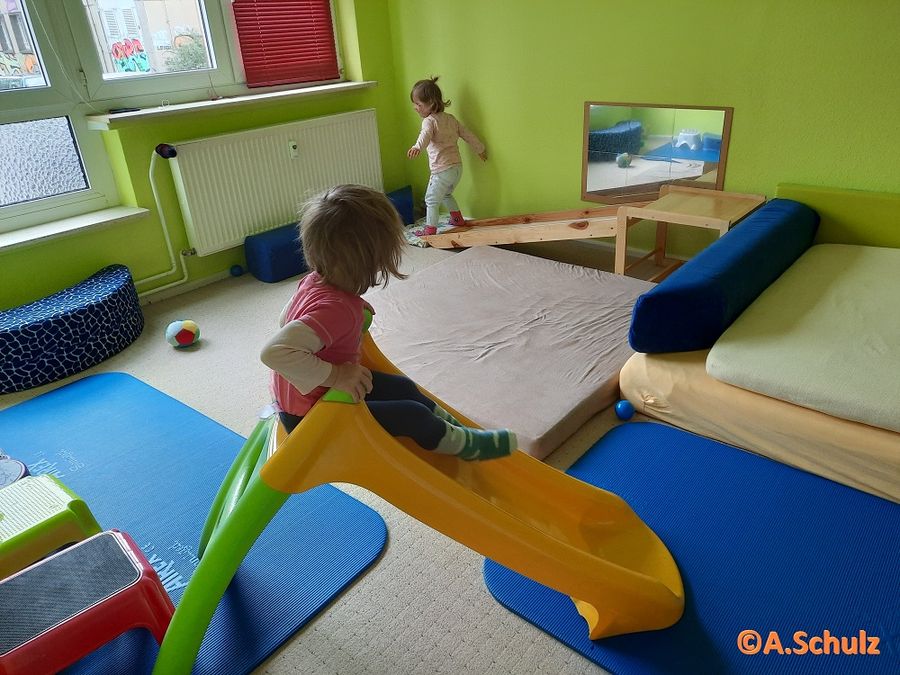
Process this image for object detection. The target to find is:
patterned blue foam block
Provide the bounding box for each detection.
[0,265,144,394]
[587,120,643,162]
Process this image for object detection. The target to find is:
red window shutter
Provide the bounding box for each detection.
[232,0,340,88]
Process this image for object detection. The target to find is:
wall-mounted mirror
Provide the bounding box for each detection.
[581,102,732,204]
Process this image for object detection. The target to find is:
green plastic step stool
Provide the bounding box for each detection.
[0,474,101,579]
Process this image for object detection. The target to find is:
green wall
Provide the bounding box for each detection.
[632,108,724,138]
[588,105,630,130]
[590,106,723,137]
[4,0,900,310]
[633,107,677,137]
[589,106,724,146]
[388,0,900,250]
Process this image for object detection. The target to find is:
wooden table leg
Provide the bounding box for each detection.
[654,221,668,266]
[615,211,630,275]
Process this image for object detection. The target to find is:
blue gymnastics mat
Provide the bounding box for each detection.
[643,142,720,164]
[0,373,387,674]
[484,422,898,675]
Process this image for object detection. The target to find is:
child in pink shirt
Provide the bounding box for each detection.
[407,76,487,235]
[260,184,515,460]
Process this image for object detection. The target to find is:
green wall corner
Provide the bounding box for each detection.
[4,1,900,311]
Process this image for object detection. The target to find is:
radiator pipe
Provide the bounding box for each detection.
[155,143,177,159]
[135,147,189,299]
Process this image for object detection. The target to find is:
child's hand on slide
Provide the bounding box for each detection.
[330,363,373,402]
[407,146,420,158]
[478,150,488,161]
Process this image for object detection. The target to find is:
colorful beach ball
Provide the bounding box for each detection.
[166,319,201,348]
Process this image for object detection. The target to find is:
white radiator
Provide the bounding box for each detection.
[166,109,383,256]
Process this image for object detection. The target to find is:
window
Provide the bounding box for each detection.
[69,0,342,99]
[82,0,215,80]
[9,12,30,50]
[0,0,344,236]
[0,0,47,90]
[0,117,88,208]
[0,20,11,52]
[102,10,121,40]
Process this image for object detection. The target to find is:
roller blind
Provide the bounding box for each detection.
[232,0,339,88]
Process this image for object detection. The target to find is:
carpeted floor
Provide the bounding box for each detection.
[1,244,623,675]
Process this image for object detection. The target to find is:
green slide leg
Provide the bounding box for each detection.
[152,473,289,675]
[197,417,272,558]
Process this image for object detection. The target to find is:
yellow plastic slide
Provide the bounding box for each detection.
[260,333,684,640]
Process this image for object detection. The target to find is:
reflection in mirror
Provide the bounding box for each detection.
[582,102,732,204]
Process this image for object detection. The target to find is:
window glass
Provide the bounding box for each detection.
[0,117,88,208]
[82,0,213,79]
[0,0,47,91]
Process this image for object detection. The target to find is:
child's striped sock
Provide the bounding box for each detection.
[432,404,462,426]
[435,423,516,460]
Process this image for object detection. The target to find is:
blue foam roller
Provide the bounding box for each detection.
[244,224,307,283]
[387,185,414,225]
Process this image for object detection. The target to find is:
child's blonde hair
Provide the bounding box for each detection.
[410,76,449,114]
[299,184,407,295]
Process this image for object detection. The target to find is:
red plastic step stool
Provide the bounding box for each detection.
[0,530,174,675]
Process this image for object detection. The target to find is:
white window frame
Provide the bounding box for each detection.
[0,0,345,237]
[61,0,239,102]
[60,0,344,108]
[0,1,118,233]
[0,113,118,232]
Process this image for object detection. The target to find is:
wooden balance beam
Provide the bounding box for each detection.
[421,204,648,249]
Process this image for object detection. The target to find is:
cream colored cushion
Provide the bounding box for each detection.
[708,244,900,433]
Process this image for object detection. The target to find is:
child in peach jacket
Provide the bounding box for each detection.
[407,76,487,235]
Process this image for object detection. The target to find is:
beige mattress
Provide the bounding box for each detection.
[364,246,654,458]
[620,350,900,502]
[708,245,900,433]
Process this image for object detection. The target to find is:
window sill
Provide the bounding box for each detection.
[0,206,149,252]
[86,81,377,131]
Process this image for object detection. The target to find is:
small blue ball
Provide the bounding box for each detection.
[614,399,635,421]
[230,264,245,277]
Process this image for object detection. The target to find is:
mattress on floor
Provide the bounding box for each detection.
[364,246,654,459]
[707,244,900,433]
[620,350,900,502]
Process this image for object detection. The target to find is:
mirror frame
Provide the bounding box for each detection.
[581,101,733,204]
